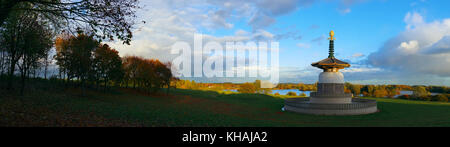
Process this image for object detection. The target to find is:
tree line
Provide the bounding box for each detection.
[171,80,449,102]
[0,1,178,95]
[0,10,54,94]
[1,29,173,95]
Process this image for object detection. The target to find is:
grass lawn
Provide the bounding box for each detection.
[1,86,449,127]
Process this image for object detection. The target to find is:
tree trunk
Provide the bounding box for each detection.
[44,58,48,79]
[7,60,16,89]
[104,77,107,92]
[81,77,86,96]
[96,79,99,90]
[20,60,28,95]
[0,51,4,76]
[20,70,26,95]
[166,82,170,95]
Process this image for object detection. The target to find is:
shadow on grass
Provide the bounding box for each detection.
[1,81,450,126]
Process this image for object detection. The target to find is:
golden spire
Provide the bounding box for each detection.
[328,30,335,40]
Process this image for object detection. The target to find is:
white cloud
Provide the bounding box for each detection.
[398,40,419,54]
[235,29,249,36]
[311,34,326,45]
[368,12,450,77]
[107,0,281,62]
[336,0,366,15]
[338,8,351,14]
[106,0,374,84]
[252,29,275,40]
[341,67,382,73]
[108,0,367,61]
[404,12,424,29]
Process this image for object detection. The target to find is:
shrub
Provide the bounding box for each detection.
[373,88,388,98]
[238,83,256,93]
[398,95,410,100]
[419,95,432,101]
[362,91,369,97]
[286,91,297,96]
[263,89,272,95]
[299,93,307,97]
[412,86,429,98]
[49,75,59,81]
[433,94,448,102]
[274,92,280,96]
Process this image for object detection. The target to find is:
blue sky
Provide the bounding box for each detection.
[109,0,450,86]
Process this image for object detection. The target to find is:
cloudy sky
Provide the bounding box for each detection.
[108,0,450,86]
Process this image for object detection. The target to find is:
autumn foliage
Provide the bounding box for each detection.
[54,32,172,94]
[122,56,172,93]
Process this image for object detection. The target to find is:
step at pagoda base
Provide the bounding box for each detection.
[309,92,353,104]
[284,98,378,115]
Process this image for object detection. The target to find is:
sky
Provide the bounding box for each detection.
[108,0,450,86]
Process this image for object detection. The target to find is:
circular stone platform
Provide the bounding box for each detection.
[284,98,378,115]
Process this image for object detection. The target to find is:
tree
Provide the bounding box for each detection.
[0,10,53,92]
[1,11,26,89]
[16,14,53,94]
[412,86,429,98]
[253,80,263,93]
[121,56,172,93]
[298,83,306,91]
[92,44,123,90]
[299,93,307,97]
[0,32,7,77]
[345,83,361,97]
[55,31,99,94]
[238,83,256,93]
[386,86,399,98]
[158,62,173,95]
[262,89,272,95]
[398,95,411,100]
[313,82,318,91]
[364,85,375,97]
[287,91,297,96]
[122,56,141,88]
[433,94,448,102]
[42,47,54,79]
[1,0,141,44]
[373,86,388,98]
[146,59,171,93]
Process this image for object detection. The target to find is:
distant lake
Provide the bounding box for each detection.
[395,91,440,98]
[223,89,312,96]
[223,90,441,97]
[271,89,311,96]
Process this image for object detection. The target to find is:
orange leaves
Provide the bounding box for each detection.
[55,33,99,81]
[122,56,172,92]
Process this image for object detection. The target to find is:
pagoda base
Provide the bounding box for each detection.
[309,97,352,104]
[284,98,378,115]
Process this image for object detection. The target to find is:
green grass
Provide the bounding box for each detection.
[1,86,449,127]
